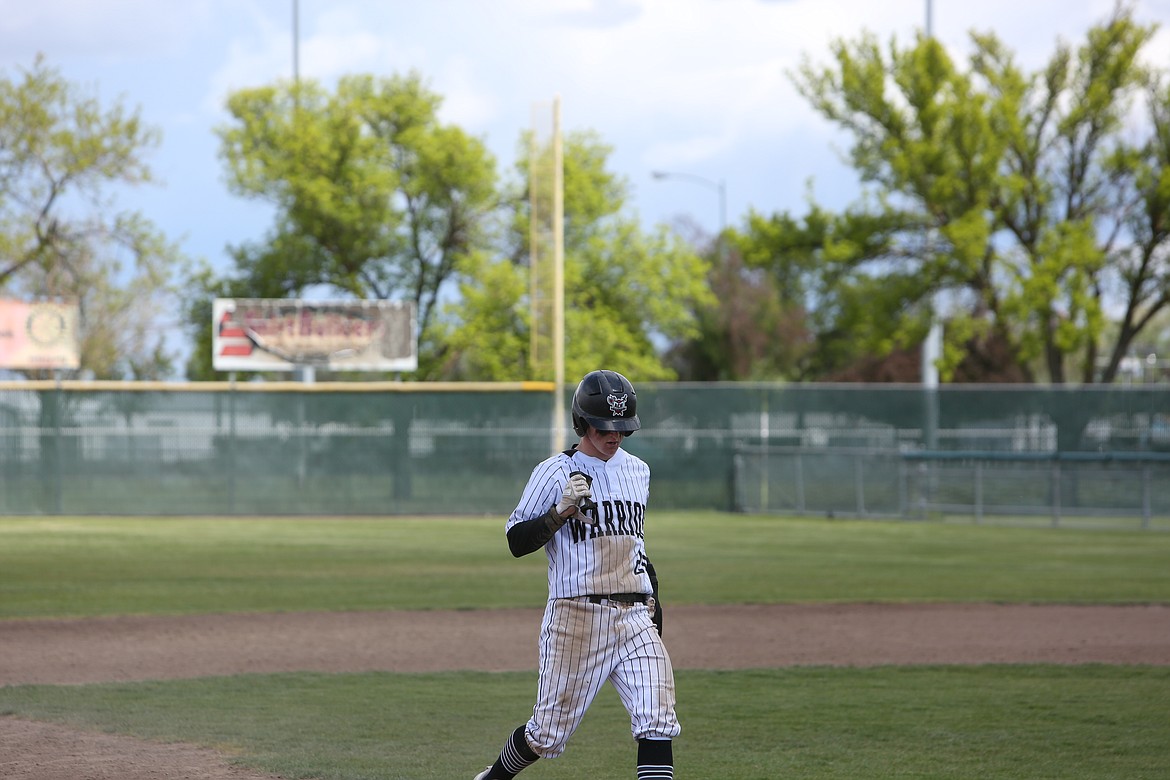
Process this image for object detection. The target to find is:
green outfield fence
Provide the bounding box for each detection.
[1,381,1168,527]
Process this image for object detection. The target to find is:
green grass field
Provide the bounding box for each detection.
[2,513,1169,779]
[2,512,1168,618]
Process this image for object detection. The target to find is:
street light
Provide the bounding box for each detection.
[651,170,727,237]
[292,0,300,83]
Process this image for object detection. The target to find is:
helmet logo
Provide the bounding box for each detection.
[607,393,629,416]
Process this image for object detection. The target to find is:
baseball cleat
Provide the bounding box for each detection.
[473,767,492,780]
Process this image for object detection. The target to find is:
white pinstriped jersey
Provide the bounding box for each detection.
[507,446,653,599]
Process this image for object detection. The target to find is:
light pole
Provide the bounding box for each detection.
[651,170,727,237]
[654,170,753,497]
[292,0,300,83]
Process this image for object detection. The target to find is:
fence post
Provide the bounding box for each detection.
[975,460,983,524]
[759,404,769,512]
[898,458,908,519]
[855,454,865,516]
[731,452,743,512]
[52,377,63,514]
[228,374,237,515]
[795,451,805,513]
[1142,464,1151,530]
[1051,460,1061,528]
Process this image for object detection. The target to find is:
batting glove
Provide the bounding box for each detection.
[556,472,592,516]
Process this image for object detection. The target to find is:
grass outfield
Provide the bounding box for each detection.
[1,513,1169,778]
[2,667,1168,779]
[1,512,1169,618]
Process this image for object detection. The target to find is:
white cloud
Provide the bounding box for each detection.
[436,56,503,131]
[4,0,1170,265]
[0,0,216,61]
[205,32,287,113]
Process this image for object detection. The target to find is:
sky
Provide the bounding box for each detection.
[3,0,1170,338]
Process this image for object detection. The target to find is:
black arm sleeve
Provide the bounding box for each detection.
[646,559,663,636]
[506,506,566,558]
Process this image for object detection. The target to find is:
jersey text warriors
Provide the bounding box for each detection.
[508,446,652,600]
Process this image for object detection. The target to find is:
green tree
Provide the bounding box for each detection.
[187,71,497,379]
[666,209,820,381]
[722,194,929,380]
[789,4,1170,384]
[0,56,183,379]
[434,131,713,381]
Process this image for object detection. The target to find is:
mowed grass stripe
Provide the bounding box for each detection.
[1,513,1169,618]
[1,666,1168,779]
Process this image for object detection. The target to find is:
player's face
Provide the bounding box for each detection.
[579,425,624,461]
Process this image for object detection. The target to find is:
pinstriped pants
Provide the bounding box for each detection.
[524,597,681,758]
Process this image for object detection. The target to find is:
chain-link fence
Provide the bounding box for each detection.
[732,447,1170,529]
[2,381,1168,527]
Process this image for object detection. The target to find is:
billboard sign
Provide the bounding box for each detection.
[0,299,81,370]
[212,298,418,372]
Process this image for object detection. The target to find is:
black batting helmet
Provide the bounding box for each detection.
[571,370,640,437]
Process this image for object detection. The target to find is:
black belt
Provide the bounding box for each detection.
[585,593,650,606]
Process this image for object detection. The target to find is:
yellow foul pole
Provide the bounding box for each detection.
[552,96,566,453]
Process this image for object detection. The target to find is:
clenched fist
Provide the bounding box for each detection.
[556,472,593,517]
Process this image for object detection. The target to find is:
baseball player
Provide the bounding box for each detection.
[473,369,680,780]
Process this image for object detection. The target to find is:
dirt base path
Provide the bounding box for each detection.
[3,603,1170,685]
[3,603,1169,779]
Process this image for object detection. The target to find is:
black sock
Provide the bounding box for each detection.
[487,725,539,778]
[637,738,673,779]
